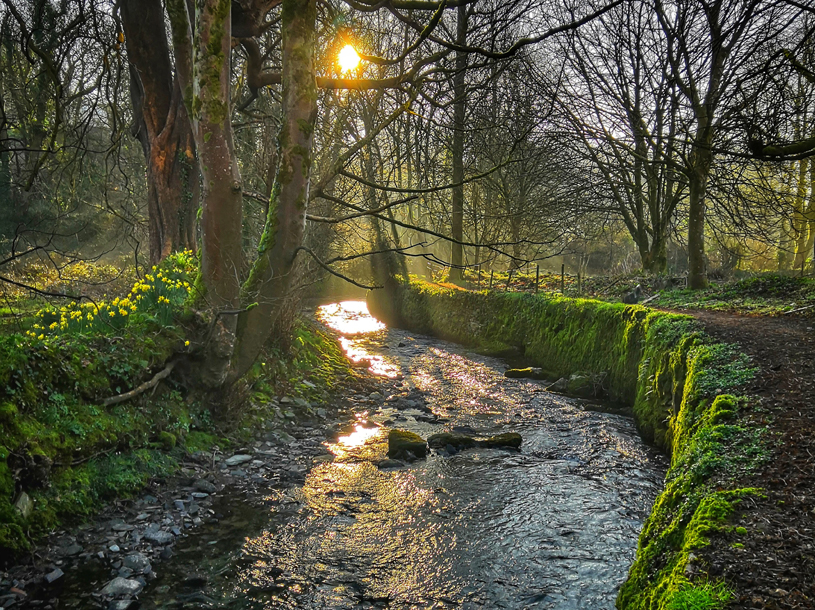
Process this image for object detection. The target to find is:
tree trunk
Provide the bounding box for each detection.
[640,237,668,274]
[228,0,318,384]
[449,3,467,282]
[121,0,198,265]
[793,159,810,270]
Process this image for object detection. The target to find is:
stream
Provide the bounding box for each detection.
[15,301,667,610]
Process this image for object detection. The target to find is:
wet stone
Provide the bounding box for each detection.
[64,544,83,557]
[224,454,253,467]
[122,553,151,573]
[43,569,63,584]
[13,492,33,520]
[388,429,427,459]
[193,479,217,494]
[477,432,522,449]
[376,459,404,469]
[143,529,174,546]
[99,577,142,598]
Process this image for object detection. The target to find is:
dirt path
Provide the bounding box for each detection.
[677,311,815,609]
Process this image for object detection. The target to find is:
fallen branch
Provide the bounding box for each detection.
[783,303,815,315]
[102,361,176,407]
[640,294,659,306]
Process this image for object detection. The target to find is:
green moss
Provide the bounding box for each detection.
[158,431,177,450]
[184,431,218,453]
[0,401,17,423]
[0,523,29,554]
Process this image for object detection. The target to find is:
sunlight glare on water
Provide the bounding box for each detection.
[316,300,385,335]
[326,422,384,461]
[317,301,401,378]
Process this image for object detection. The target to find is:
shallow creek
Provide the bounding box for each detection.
[39,302,667,610]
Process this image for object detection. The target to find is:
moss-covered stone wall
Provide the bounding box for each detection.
[369,281,763,610]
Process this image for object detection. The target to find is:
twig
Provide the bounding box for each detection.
[783,303,815,315]
[102,361,176,407]
[640,294,659,305]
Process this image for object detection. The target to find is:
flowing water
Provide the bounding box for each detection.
[48,302,667,610]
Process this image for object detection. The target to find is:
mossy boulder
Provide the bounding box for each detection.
[427,432,476,450]
[387,429,427,459]
[477,432,522,449]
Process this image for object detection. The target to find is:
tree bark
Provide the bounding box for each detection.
[121,0,198,265]
[228,0,318,383]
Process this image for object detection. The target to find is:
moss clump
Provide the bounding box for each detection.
[158,431,177,450]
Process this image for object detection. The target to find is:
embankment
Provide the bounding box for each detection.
[369,281,764,610]
[0,317,351,562]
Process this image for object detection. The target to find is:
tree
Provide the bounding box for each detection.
[655,0,800,287]
[556,0,687,273]
[120,0,199,264]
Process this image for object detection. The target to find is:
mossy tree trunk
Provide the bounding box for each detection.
[792,158,811,270]
[227,0,318,384]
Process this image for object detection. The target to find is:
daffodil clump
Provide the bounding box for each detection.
[26,250,197,341]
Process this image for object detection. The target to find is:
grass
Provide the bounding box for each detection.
[665,581,733,610]
[455,269,815,317]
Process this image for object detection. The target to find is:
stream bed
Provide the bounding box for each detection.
[11,301,666,610]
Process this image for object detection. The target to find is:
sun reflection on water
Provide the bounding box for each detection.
[317,300,385,335]
[317,301,401,378]
[326,422,384,461]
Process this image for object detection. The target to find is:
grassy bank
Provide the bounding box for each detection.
[369,281,768,610]
[0,255,353,561]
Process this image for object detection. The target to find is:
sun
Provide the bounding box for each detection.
[338,44,361,73]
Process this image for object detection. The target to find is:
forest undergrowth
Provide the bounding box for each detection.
[0,255,355,560]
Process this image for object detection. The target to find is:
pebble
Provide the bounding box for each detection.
[109,545,120,553]
[191,492,209,499]
[44,569,63,584]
